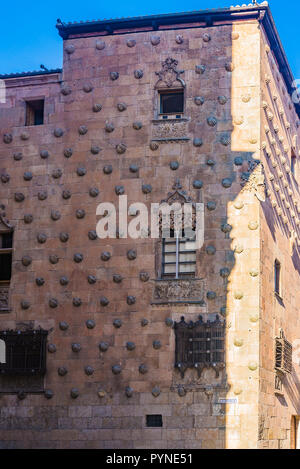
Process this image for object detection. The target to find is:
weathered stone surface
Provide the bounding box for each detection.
[0,12,299,452]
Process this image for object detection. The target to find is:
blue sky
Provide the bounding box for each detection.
[0,0,299,78]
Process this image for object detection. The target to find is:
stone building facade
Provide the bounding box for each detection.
[0,2,300,449]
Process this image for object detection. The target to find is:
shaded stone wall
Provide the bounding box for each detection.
[258,26,300,449]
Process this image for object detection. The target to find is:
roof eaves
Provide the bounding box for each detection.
[56,4,265,39]
[0,68,62,80]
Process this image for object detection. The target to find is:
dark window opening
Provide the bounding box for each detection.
[0,330,48,375]
[275,259,281,296]
[146,415,163,427]
[0,231,13,282]
[162,229,196,279]
[159,90,184,115]
[1,232,13,249]
[0,253,12,281]
[291,149,297,176]
[25,99,44,126]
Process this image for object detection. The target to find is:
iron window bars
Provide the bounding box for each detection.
[0,329,48,375]
[174,315,225,378]
[275,329,292,374]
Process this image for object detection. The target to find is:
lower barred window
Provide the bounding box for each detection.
[174,315,225,377]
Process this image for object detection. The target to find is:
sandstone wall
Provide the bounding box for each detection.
[258,26,300,449]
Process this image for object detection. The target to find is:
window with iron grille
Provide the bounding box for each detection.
[275,329,292,374]
[162,229,196,279]
[0,330,48,375]
[174,315,225,377]
[146,415,163,427]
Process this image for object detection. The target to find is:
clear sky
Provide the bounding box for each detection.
[0,0,299,79]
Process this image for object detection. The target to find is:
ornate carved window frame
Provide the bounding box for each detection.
[155,179,197,280]
[153,57,187,121]
[152,180,205,305]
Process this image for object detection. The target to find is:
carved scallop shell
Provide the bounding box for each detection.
[96,40,106,50]
[151,36,160,45]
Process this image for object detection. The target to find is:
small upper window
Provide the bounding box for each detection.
[159,90,184,115]
[274,259,281,296]
[25,99,44,126]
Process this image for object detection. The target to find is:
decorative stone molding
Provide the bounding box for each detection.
[149,141,159,150]
[65,44,75,54]
[52,169,62,179]
[110,71,119,81]
[133,121,142,130]
[59,321,69,331]
[95,40,105,50]
[152,120,188,140]
[126,38,136,47]
[3,134,13,144]
[0,284,10,312]
[53,128,63,138]
[89,187,99,197]
[86,320,95,329]
[36,277,45,286]
[155,57,185,88]
[195,65,206,75]
[14,152,23,160]
[61,85,71,96]
[62,190,71,200]
[1,173,10,183]
[103,165,113,175]
[134,69,143,79]
[126,341,135,351]
[40,150,49,159]
[152,278,205,305]
[113,274,122,283]
[93,103,102,112]
[44,390,54,399]
[170,161,179,170]
[70,388,79,399]
[78,125,88,135]
[83,83,93,93]
[15,192,25,202]
[151,36,160,45]
[125,387,133,397]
